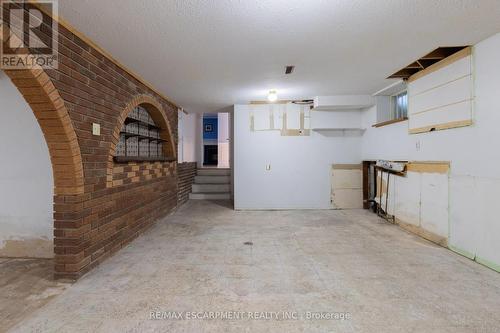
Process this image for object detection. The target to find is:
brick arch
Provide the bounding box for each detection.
[107,94,177,186]
[2,68,84,196]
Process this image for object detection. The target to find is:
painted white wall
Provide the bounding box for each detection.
[0,71,54,258]
[233,32,500,271]
[234,104,362,210]
[218,113,230,168]
[178,112,199,163]
[361,32,500,271]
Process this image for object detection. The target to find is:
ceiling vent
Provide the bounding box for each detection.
[388,46,468,80]
[285,65,295,74]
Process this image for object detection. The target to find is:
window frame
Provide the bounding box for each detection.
[391,90,408,121]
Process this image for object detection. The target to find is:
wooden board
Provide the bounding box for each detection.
[331,164,363,209]
[408,47,473,134]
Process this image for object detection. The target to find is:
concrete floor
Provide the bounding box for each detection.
[6,200,500,332]
[0,258,69,332]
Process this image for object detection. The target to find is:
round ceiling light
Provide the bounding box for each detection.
[267,90,278,102]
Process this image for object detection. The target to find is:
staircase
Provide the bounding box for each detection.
[189,168,231,200]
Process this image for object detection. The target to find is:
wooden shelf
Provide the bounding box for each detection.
[124,117,162,130]
[117,114,169,162]
[120,132,167,142]
[114,156,176,163]
[372,117,407,128]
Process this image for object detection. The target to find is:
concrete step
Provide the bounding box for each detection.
[197,168,231,176]
[192,183,230,193]
[194,176,230,184]
[189,192,231,200]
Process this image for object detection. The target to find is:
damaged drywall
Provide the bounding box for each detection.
[331,164,363,209]
[375,166,449,246]
[363,32,500,273]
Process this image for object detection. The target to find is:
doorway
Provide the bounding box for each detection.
[202,113,230,168]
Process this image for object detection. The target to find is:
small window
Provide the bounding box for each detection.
[392,91,408,120]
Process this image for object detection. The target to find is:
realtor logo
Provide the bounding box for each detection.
[1,0,58,69]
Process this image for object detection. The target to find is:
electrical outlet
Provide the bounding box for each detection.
[265,164,271,171]
[92,123,101,136]
[415,140,421,151]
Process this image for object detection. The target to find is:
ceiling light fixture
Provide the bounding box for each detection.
[267,90,278,102]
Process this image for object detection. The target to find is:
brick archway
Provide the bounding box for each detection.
[2,68,85,277]
[3,68,85,195]
[107,94,176,187]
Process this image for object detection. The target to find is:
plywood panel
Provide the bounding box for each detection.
[408,54,473,134]
[331,189,363,209]
[332,169,362,189]
[393,172,421,226]
[286,107,301,129]
[449,175,477,258]
[409,100,471,130]
[420,173,449,238]
[410,56,471,95]
[409,75,472,114]
[331,165,363,209]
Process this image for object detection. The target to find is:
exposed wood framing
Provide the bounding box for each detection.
[408,47,472,83]
[388,46,469,80]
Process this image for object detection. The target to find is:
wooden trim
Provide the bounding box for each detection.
[372,117,408,128]
[408,119,472,134]
[29,1,179,108]
[406,161,450,174]
[396,218,448,247]
[408,47,472,83]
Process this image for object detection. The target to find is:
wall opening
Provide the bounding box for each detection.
[0,71,53,258]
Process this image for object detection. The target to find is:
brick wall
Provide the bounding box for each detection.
[2,6,181,279]
[178,162,197,205]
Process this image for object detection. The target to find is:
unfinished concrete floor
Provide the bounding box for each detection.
[7,200,500,332]
[0,258,69,332]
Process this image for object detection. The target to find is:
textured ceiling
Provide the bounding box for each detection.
[59,0,500,113]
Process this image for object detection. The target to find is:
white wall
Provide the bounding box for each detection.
[0,71,54,258]
[178,112,200,163]
[218,113,230,168]
[232,32,500,271]
[361,32,500,272]
[234,104,362,209]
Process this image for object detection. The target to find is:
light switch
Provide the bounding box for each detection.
[265,164,271,171]
[92,123,101,136]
